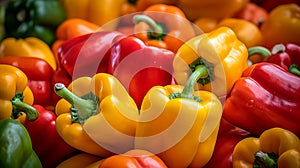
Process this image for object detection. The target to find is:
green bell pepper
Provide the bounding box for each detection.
[3,0,66,45]
[0,119,43,168]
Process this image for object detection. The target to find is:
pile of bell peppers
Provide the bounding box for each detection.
[0,0,300,167]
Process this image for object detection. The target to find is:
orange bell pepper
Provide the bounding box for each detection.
[215,18,262,48]
[57,153,103,168]
[133,4,196,53]
[51,18,100,59]
[260,3,300,49]
[99,149,168,168]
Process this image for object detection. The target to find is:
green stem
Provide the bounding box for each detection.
[170,65,208,102]
[54,83,98,123]
[11,93,39,121]
[254,151,277,168]
[133,14,164,38]
[289,64,300,76]
[248,46,272,59]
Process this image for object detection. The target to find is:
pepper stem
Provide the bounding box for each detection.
[133,14,164,38]
[248,46,271,59]
[254,151,277,168]
[170,65,208,102]
[11,92,39,121]
[289,64,300,76]
[54,83,98,123]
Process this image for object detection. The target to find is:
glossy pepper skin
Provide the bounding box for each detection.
[99,149,168,168]
[215,18,262,48]
[0,56,55,108]
[203,119,251,168]
[0,119,43,168]
[0,37,57,70]
[135,63,223,167]
[232,127,300,168]
[133,4,195,53]
[23,105,77,168]
[54,73,139,157]
[107,35,175,108]
[4,0,66,45]
[51,18,100,58]
[0,64,38,122]
[248,43,300,76]
[57,31,122,78]
[260,3,300,49]
[173,26,248,98]
[223,62,300,136]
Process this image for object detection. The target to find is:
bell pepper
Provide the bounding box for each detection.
[173,26,248,98]
[0,119,43,168]
[232,127,300,168]
[57,31,122,78]
[260,3,300,49]
[176,0,249,21]
[215,18,263,48]
[54,73,139,157]
[107,35,175,108]
[135,0,178,11]
[0,64,38,122]
[134,63,223,167]
[233,2,268,27]
[203,119,251,168]
[3,0,66,45]
[57,153,103,168]
[99,149,168,168]
[0,37,57,71]
[133,4,195,53]
[51,18,100,59]
[248,43,300,76]
[0,56,55,108]
[223,62,300,136]
[193,17,219,33]
[23,105,77,168]
[59,0,126,28]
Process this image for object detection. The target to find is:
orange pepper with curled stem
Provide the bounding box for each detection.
[133,4,196,53]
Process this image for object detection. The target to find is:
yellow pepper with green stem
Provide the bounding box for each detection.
[0,64,38,123]
[135,63,223,167]
[173,26,248,98]
[54,73,139,157]
[232,127,300,168]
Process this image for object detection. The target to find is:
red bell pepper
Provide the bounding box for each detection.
[0,56,54,108]
[223,62,300,136]
[23,105,77,168]
[107,35,175,108]
[251,0,300,12]
[248,43,300,76]
[203,119,251,168]
[57,31,122,79]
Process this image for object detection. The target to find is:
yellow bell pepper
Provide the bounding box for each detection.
[0,37,57,70]
[173,26,248,97]
[135,64,223,167]
[54,73,139,157]
[59,0,126,28]
[232,127,300,168]
[0,64,38,123]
